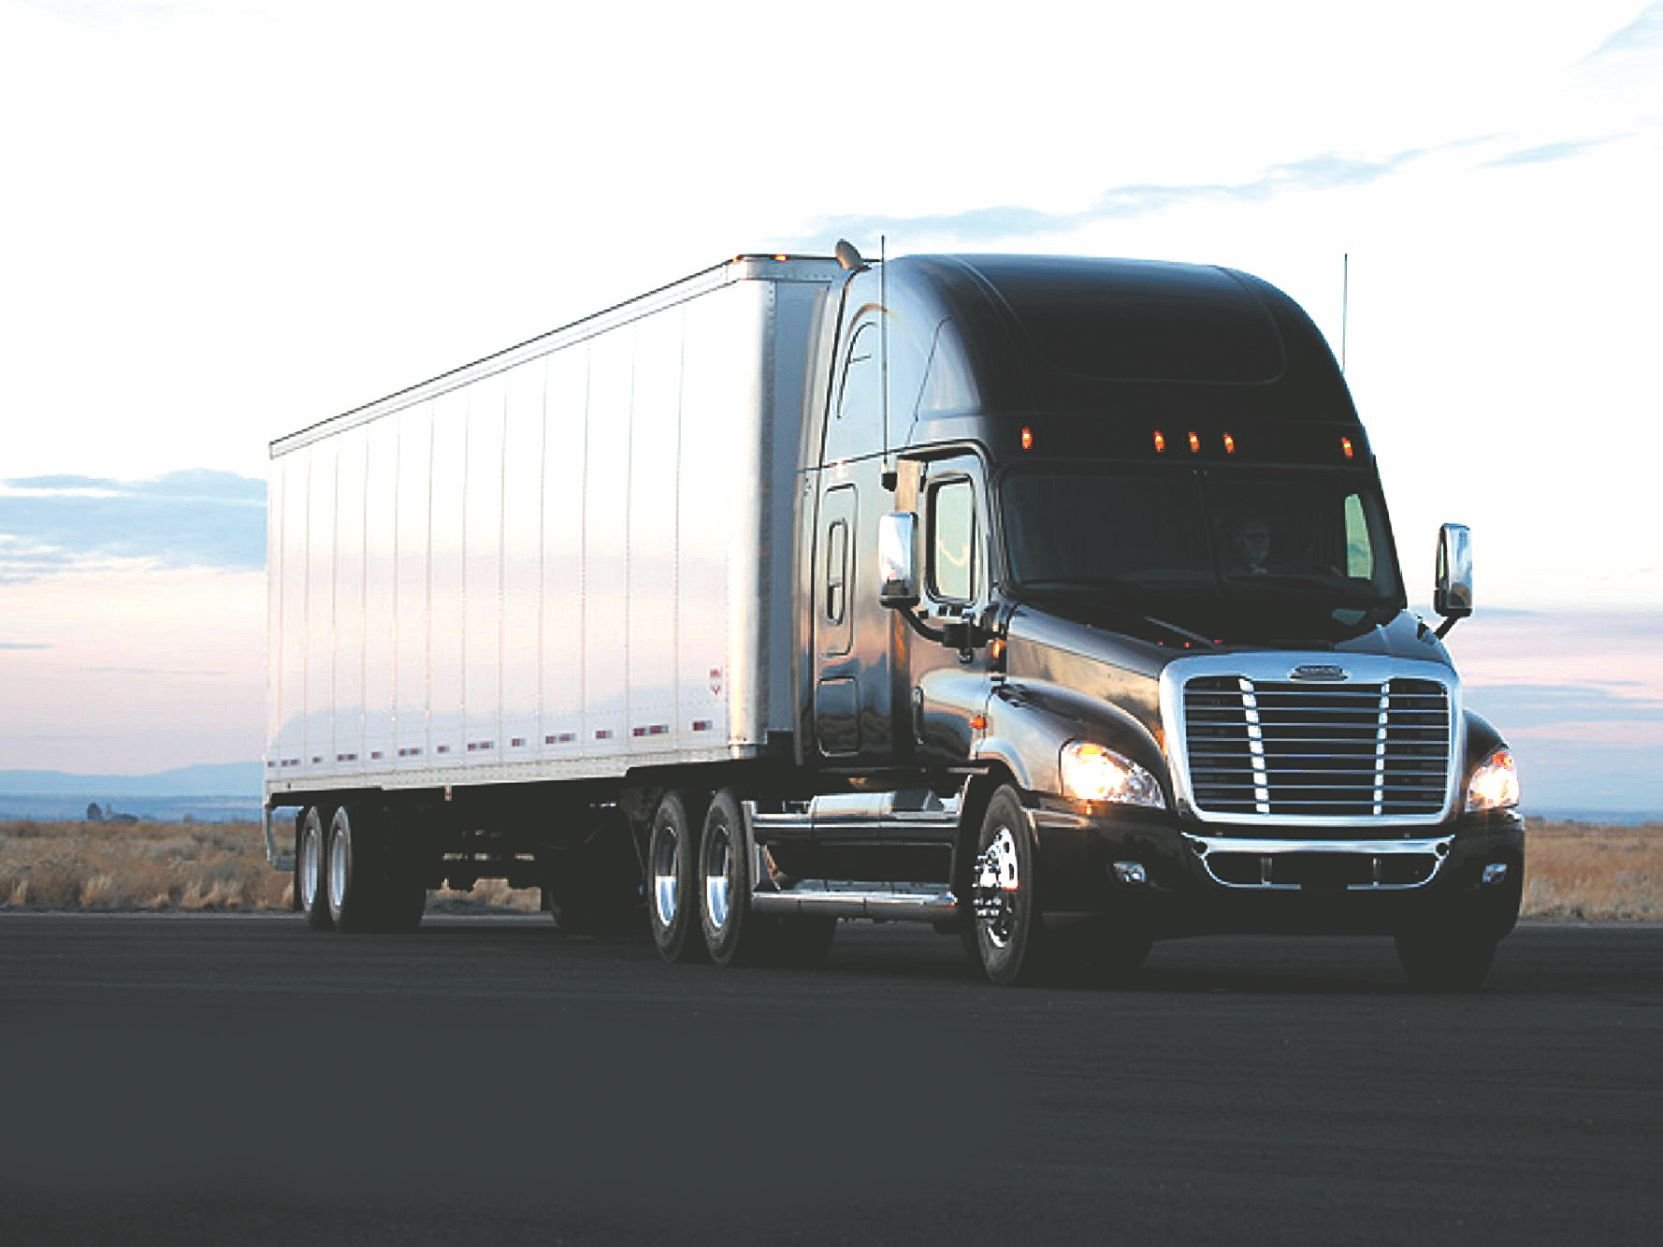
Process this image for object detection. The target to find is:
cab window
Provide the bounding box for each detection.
[929,478,977,603]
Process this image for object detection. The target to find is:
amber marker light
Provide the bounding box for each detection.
[774,254,788,262]
[1341,436,1355,459]
[989,638,1006,661]
[1223,432,1236,455]
[1152,430,1167,453]
[1187,431,1201,454]
[970,714,988,732]
[1020,426,1035,451]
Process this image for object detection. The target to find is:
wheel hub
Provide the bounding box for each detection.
[973,827,1021,948]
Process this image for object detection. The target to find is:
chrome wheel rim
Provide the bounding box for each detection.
[328,821,348,911]
[974,827,1021,949]
[651,823,679,927]
[703,819,732,932]
[300,823,321,910]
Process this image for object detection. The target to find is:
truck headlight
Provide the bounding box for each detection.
[1060,741,1165,809]
[1465,747,1520,812]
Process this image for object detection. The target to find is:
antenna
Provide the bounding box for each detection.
[880,234,895,491]
[1341,252,1350,374]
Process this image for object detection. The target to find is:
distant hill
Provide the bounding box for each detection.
[0,761,261,797]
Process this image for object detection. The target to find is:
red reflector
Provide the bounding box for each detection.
[1223,432,1236,455]
[1020,426,1034,452]
[1187,431,1201,454]
[1153,430,1166,453]
[1341,436,1355,459]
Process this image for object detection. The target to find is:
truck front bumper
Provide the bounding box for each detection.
[1031,799,1525,938]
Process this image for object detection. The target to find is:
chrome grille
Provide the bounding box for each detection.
[1183,676,1450,818]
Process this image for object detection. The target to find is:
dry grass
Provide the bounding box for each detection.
[1,817,1657,919]
[0,820,292,912]
[1522,820,1662,922]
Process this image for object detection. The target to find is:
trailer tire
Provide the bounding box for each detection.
[326,804,426,934]
[970,786,1054,986]
[298,805,333,931]
[699,789,780,967]
[648,791,706,963]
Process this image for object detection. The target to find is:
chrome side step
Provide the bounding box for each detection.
[750,881,958,923]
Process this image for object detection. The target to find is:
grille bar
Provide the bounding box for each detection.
[1183,675,1451,820]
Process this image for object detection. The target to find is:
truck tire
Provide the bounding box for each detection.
[298,805,333,931]
[970,786,1054,986]
[1394,924,1498,993]
[698,788,780,967]
[648,791,706,963]
[325,804,426,934]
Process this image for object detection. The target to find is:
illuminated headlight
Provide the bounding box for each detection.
[1060,741,1165,809]
[1465,748,1520,813]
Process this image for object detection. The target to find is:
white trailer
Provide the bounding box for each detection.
[266,257,837,802]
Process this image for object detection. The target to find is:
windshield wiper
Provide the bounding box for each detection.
[1139,613,1219,649]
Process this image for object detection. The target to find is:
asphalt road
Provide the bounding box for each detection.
[1,914,1659,1245]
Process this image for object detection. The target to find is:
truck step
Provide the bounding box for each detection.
[750,881,958,922]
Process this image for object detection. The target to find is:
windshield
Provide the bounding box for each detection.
[1000,467,1404,638]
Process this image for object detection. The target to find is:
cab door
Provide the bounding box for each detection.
[910,452,996,767]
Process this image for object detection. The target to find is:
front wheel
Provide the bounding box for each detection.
[970,786,1053,986]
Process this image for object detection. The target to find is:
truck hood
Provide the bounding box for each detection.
[1001,604,1454,743]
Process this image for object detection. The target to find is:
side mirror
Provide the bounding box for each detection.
[878,512,919,608]
[1434,523,1473,622]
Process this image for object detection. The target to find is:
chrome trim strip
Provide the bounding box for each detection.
[1184,833,1454,891]
[1159,652,1462,828]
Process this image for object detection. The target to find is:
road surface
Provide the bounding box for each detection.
[1,914,1658,1244]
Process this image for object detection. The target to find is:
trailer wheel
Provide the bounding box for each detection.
[648,791,706,963]
[699,789,777,966]
[298,805,333,931]
[970,786,1054,986]
[326,804,426,934]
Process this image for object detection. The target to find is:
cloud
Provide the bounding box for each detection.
[0,641,53,650]
[0,469,264,582]
[1481,136,1623,168]
[1584,1,1663,61]
[806,146,1435,245]
[1462,681,1663,732]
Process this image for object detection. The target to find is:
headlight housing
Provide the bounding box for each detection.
[1465,747,1520,813]
[1060,741,1165,809]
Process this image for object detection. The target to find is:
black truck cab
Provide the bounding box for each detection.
[785,252,1523,987]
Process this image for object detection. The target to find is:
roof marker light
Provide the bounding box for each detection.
[1341,436,1355,459]
[1223,432,1236,455]
[1188,431,1201,454]
[1020,426,1034,452]
[1153,430,1166,453]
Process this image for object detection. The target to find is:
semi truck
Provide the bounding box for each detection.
[264,244,1524,988]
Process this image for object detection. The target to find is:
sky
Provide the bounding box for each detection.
[0,0,1659,810]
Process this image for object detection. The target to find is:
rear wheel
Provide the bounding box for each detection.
[648,791,706,963]
[298,805,333,931]
[699,789,780,967]
[325,803,425,933]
